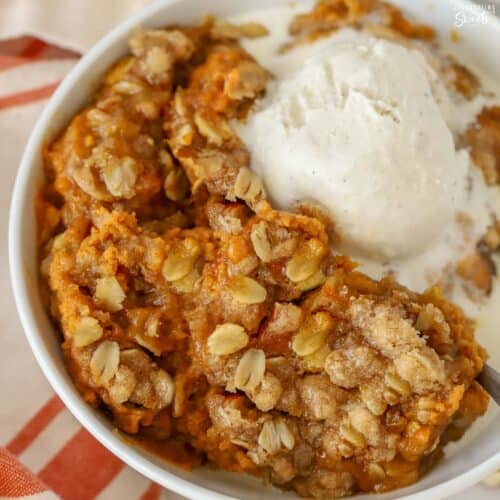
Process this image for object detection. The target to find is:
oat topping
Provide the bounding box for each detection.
[73,316,104,348]
[208,323,249,356]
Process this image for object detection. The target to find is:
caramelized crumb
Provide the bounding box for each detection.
[465,106,500,185]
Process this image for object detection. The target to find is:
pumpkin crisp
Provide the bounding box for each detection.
[38,1,489,498]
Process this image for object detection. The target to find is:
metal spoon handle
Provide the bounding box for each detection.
[478,364,500,405]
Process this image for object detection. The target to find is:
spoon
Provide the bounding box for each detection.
[479,364,500,405]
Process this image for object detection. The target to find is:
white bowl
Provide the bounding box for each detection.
[9,0,500,498]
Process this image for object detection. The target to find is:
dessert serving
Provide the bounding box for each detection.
[36,0,500,497]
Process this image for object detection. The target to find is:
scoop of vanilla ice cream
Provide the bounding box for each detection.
[239,32,468,260]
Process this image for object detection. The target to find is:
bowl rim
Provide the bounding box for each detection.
[8,0,500,498]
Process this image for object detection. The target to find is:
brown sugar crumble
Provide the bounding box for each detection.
[465,106,500,186]
[38,1,490,498]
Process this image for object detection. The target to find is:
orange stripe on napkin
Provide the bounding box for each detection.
[6,395,64,456]
[42,45,79,60]
[38,428,125,500]
[20,38,48,58]
[0,446,49,497]
[140,482,162,500]
[0,38,79,71]
[0,55,29,71]
[0,37,34,57]
[0,81,60,110]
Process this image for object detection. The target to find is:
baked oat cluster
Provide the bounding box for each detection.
[38,1,493,497]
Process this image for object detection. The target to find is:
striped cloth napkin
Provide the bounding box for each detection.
[0,1,498,499]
